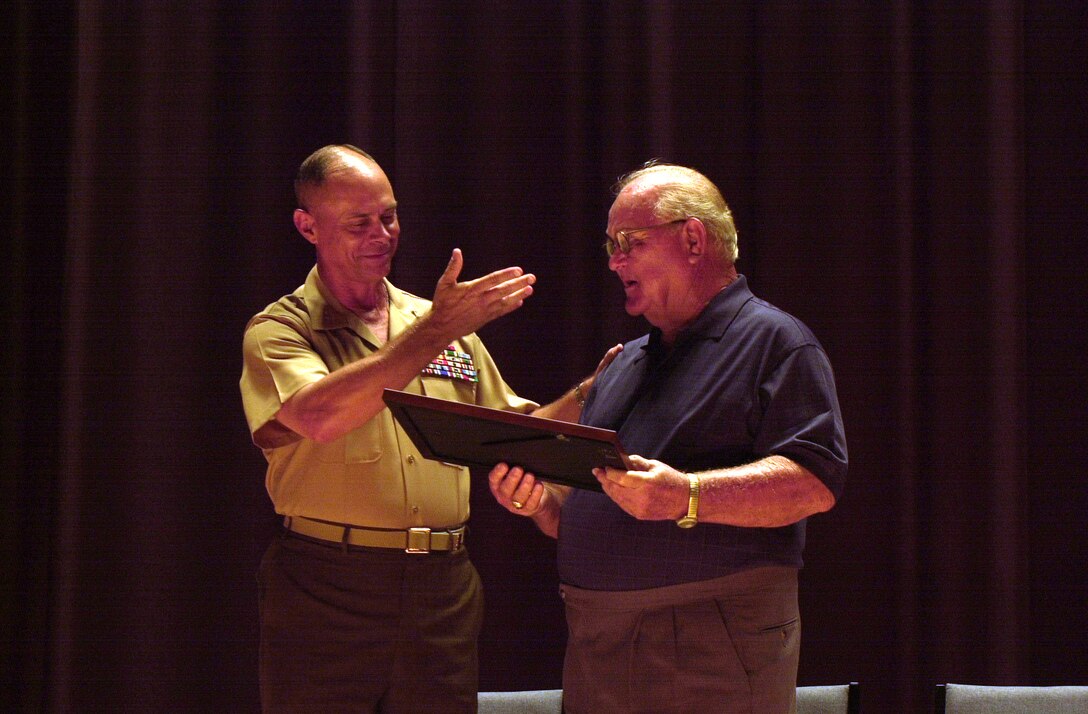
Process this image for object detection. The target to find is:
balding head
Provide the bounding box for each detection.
[294,144,379,211]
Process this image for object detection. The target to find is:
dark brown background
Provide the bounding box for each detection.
[4,2,1086,712]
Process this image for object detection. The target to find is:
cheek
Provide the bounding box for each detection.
[638,266,667,293]
[640,273,685,313]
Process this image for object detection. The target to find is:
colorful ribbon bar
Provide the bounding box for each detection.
[422,346,479,383]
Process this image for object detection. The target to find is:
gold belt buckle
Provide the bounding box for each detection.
[406,527,431,553]
[449,527,465,551]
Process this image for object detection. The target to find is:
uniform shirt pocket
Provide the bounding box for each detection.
[420,374,477,404]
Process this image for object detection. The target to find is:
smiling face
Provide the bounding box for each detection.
[605,179,700,337]
[294,153,400,294]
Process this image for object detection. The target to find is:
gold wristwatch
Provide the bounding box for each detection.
[676,474,700,528]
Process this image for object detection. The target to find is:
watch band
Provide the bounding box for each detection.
[573,380,587,407]
[676,473,700,528]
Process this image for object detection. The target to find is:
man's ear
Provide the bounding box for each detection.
[683,217,708,262]
[293,208,318,245]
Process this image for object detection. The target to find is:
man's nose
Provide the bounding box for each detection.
[369,223,395,243]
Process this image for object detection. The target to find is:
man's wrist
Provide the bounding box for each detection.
[573,380,587,407]
[413,309,460,352]
[675,473,700,528]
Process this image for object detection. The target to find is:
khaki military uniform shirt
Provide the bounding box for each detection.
[240,267,536,528]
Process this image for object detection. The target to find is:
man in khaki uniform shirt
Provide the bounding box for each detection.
[240,145,612,713]
[242,272,535,531]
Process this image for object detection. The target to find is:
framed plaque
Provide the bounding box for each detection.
[383,389,629,492]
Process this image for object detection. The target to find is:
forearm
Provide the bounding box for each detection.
[531,382,584,423]
[696,455,836,528]
[276,311,457,442]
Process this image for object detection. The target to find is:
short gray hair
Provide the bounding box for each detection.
[614,160,739,263]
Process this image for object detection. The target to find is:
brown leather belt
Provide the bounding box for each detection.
[284,515,466,554]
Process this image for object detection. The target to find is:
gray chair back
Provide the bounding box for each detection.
[936,683,1088,713]
[478,683,860,713]
[798,682,861,714]
[477,689,562,714]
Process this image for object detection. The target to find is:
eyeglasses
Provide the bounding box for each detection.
[603,219,688,257]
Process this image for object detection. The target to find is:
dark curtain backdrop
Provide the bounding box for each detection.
[4,2,1086,712]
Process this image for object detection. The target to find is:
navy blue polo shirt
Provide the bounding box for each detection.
[558,275,848,590]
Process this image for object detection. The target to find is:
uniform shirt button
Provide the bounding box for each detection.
[407,455,416,464]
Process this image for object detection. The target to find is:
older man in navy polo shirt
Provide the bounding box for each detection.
[489,161,848,714]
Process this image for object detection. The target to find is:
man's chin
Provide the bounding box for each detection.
[357,256,393,273]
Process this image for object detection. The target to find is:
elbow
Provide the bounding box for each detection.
[306,423,343,444]
[293,410,374,444]
[781,490,834,527]
[299,411,356,443]
[276,405,344,444]
[808,482,837,516]
[791,460,837,517]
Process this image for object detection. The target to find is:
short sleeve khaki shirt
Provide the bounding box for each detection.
[240,267,537,528]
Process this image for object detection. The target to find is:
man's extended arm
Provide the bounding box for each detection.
[595,454,835,528]
[276,250,534,443]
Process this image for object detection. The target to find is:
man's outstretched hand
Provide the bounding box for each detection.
[427,248,536,340]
